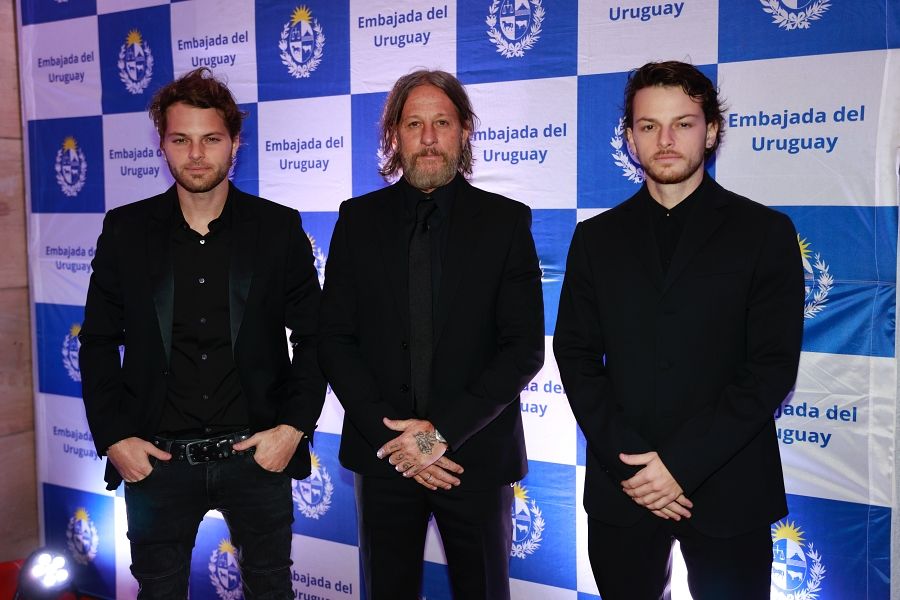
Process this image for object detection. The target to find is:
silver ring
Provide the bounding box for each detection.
[426,473,433,482]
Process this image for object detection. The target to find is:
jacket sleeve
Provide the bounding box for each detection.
[317,201,406,451]
[279,210,327,439]
[658,212,804,495]
[553,222,654,482]
[427,204,545,450]
[79,211,139,454]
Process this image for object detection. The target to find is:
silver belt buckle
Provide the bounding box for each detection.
[184,439,221,465]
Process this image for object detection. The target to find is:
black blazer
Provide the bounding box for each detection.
[318,177,545,487]
[80,184,326,489]
[554,176,804,537]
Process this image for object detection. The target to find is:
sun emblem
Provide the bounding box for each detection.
[292,450,334,519]
[771,520,826,599]
[292,6,311,24]
[510,482,544,559]
[125,29,142,47]
[62,322,82,383]
[279,5,325,79]
[66,507,99,565]
[208,539,242,599]
[55,136,87,197]
[117,27,154,94]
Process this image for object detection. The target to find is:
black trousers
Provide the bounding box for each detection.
[124,453,294,599]
[354,474,514,600]
[588,514,773,600]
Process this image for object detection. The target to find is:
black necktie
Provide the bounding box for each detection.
[409,198,437,416]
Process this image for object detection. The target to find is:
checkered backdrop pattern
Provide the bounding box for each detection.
[18,1,900,598]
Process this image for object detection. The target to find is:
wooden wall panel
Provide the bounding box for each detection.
[0,288,31,438]
[0,431,37,563]
[0,0,37,563]
[0,0,21,140]
[0,138,26,289]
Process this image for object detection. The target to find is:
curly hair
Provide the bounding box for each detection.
[148,67,246,140]
[623,61,726,157]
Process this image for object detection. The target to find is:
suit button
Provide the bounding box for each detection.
[162,370,168,376]
[657,360,671,370]
[400,384,409,393]
[401,341,409,350]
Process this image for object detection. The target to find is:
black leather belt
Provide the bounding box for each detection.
[152,430,253,465]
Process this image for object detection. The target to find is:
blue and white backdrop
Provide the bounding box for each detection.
[18,1,900,598]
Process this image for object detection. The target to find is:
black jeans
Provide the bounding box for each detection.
[124,452,294,599]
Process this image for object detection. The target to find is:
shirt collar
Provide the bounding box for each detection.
[171,189,234,234]
[645,171,710,219]
[399,171,461,218]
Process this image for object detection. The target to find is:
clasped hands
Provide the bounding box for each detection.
[376,418,463,491]
[619,451,693,521]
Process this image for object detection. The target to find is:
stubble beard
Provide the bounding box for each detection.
[401,146,461,192]
[168,156,232,194]
[642,150,706,186]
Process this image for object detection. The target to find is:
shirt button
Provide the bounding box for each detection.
[201,353,208,361]
[200,317,207,324]
[200,240,206,245]
[202,393,209,400]
[198,277,206,284]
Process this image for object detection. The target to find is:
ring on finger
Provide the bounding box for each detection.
[425,473,433,482]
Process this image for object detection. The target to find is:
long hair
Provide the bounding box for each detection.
[148,67,246,140]
[623,61,726,158]
[379,70,478,180]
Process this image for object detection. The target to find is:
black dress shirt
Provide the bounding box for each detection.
[159,197,248,436]
[400,172,460,312]
[648,175,708,276]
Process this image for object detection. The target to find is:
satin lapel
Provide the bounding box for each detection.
[375,184,410,331]
[662,190,726,292]
[621,195,664,292]
[433,184,481,348]
[148,191,176,366]
[229,191,258,350]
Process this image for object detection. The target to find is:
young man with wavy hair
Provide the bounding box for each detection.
[555,61,804,599]
[80,68,325,599]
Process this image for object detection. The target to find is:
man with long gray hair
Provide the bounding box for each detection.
[318,70,544,599]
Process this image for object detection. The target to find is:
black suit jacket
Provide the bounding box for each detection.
[318,177,545,487]
[554,176,804,537]
[80,183,326,489]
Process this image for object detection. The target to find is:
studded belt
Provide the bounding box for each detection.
[152,430,253,465]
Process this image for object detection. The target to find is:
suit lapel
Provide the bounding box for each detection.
[148,188,176,366]
[662,180,727,292]
[621,192,664,292]
[433,182,481,348]
[229,186,258,350]
[375,183,411,331]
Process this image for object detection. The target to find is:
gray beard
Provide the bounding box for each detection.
[401,151,459,191]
